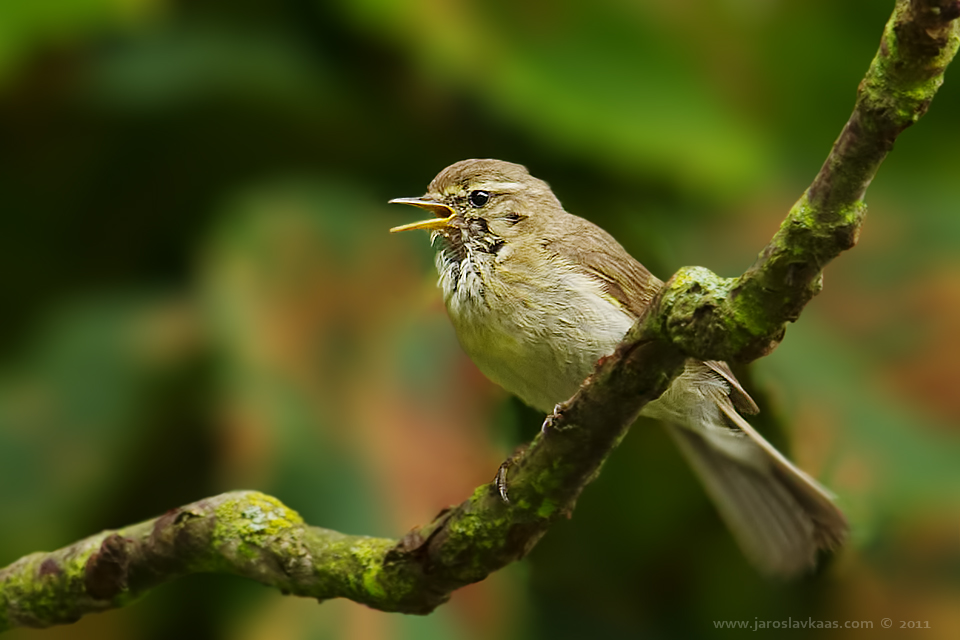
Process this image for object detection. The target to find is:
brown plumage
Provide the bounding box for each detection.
[392,159,847,576]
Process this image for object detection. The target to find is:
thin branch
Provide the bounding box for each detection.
[1,0,958,633]
[657,0,960,362]
[0,493,399,629]
[0,312,685,631]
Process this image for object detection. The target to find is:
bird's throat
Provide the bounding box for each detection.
[432,222,506,307]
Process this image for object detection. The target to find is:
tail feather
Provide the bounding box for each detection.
[666,407,847,577]
[716,402,848,551]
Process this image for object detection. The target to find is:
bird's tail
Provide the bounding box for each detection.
[665,400,847,577]
[645,360,847,577]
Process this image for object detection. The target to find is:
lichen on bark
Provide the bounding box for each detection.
[1,0,958,633]
[657,0,959,364]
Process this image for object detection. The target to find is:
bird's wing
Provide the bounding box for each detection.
[544,217,760,414]
[702,360,760,415]
[666,418,847,577]
[543,214,663,318]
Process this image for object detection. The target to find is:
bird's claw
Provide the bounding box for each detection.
[541,403,565,433]
[494,445,528,505]
[495,461,511,504]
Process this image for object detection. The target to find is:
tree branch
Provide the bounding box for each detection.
[0,492,399,629]
[1,0,957,633]
[657,0,960,363]
[0,310,685,631]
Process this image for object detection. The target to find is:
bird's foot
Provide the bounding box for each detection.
[495,445,528,505]
[541,403,565,433]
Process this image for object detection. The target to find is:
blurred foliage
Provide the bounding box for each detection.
[1,0,959,638]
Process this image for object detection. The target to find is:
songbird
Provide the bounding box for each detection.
[390,159,847,577]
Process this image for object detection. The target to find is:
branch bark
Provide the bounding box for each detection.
[657,0,960,362]
[2,0,958,633]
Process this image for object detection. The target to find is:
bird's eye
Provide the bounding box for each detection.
[468,190,490,208]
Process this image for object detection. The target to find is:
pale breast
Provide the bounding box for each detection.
[439,249,635,413]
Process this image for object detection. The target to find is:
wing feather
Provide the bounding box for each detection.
[543,214,661,318]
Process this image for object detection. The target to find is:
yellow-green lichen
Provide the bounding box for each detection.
[536,499,558,519]
[213,492,305,560]
[350,544,383,596]
[672,266,730,299]
[343,538,397,603]
[362,566,386,600]
[0,545,100,630]
[447,512,500,547]
[529,456,566,496]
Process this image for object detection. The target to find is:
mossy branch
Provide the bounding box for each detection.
[0,311,683,632]
[1,0,957,633]
[657,0,960,363]
[0,492,395,630]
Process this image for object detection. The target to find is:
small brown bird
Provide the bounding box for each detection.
[390,159,847,577]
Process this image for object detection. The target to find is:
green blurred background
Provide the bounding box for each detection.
[2,0,959,638]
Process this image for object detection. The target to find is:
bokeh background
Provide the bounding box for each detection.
[2,0,959,638]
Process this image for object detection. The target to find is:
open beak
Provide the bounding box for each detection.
[388,197,457,233]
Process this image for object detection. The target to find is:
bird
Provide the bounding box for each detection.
[389,158,847,577]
